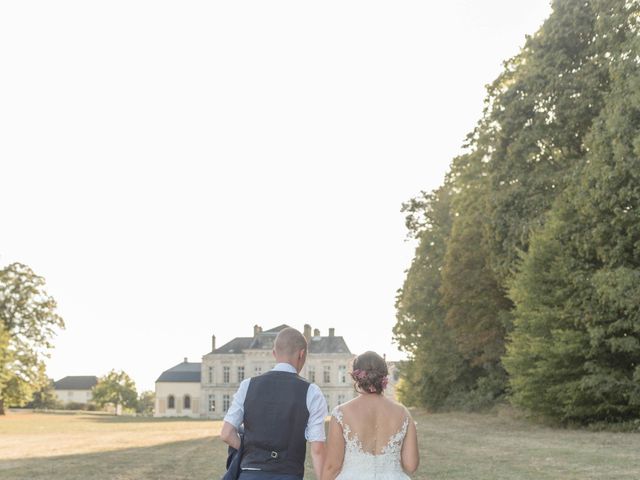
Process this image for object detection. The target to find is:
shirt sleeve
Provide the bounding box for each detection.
[223,378,251,429]
[305,383,328,442]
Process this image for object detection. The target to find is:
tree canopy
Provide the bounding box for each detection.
[0,263,65,414]
[92,370,138,415]
[395,0,640,423]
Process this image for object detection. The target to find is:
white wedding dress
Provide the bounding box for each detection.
[332,406,411,480]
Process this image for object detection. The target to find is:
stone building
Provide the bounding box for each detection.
[155,324,356,419]
[53,376,98,405]
[155,358,202,417]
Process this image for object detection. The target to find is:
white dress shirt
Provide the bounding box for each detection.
[223,362,328,442]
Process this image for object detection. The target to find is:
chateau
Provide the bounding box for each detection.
[155,324,356,418]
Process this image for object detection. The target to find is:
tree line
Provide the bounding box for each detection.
[394,0,640,424]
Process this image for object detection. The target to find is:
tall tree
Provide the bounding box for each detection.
[479,0,608,284]
[92,370,138,415]
[439,153,513,406]
[0,263,64,414]
[394,181,472,409]
[505,0,640,422]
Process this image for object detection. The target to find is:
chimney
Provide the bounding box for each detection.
[313,328,320,337]
[303,324,312,342]
[254,325,262,337]
[212,335,216,351]
[329,328,335,337]
[184,357,188,363]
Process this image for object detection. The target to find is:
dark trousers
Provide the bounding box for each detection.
[238,472,303,480]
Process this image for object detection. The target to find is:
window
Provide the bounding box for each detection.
[338,394,345,405]
[208,366,213,384]
[338,365,347,384]
[223,394,230,412]
[323,365,331,384]
[223,366,230,384]
[254,365,262,376]
[324,394,330,411]
[237,366,245,382]
[308,365,315,383]
[168,395,175,409]
[208,395,216,412]
[184,395,191,410]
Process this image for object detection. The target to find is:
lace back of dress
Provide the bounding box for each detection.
[332,405,410,479]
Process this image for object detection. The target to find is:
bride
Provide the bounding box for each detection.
[321,351,420,479]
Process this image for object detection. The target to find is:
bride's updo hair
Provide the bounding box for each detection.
[350,351,389,395]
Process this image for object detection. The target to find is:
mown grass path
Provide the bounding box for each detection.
[1,409,639,479]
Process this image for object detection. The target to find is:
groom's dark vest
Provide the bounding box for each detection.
[241,370,311,476]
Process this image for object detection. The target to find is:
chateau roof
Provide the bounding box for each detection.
[210,325,352,355]
[308,335,351,354]
[53,376,98,390]
[156,361,202,383]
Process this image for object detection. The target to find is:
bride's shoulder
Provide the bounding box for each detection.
[382,397,412,418]
[331,396,356,416]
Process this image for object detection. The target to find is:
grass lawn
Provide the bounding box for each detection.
[1,408,639,479]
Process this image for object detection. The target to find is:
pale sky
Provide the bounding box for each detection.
[1,1,552,393]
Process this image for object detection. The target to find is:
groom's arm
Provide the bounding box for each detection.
[306,384,328,478]
[310,441,326,479]
[220,421,241,450]
[220,378,250,450]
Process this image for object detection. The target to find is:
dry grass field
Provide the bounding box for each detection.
[1,408,640,479]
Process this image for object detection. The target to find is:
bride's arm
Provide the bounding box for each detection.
[401,413,419,474]
[321,416,345,480]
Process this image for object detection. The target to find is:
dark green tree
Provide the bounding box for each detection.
[478,0,608,284]
[505,2,640,422]
[0,263,65,414]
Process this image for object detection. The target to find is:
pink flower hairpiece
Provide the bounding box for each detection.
[352,369,368,380]
[351,369,390,392]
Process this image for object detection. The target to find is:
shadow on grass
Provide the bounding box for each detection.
[0,436,228,480]
[31,410,212,424]
[83,415,211,424]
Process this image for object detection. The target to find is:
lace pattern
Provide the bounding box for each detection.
[332,406,411,480]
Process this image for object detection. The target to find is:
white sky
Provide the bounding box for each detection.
[1,1,552,393]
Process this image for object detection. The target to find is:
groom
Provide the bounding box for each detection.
[220,327,327,479]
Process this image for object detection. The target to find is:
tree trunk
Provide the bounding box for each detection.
[0,397,5,416]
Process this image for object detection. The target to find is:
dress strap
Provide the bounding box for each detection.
[331,405,344,427]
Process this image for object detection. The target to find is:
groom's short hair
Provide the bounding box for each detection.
[274,328,307,356]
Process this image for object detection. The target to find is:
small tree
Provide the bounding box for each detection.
[136,390,155,416]
[92,370,138,415]
[27,378,60,410]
